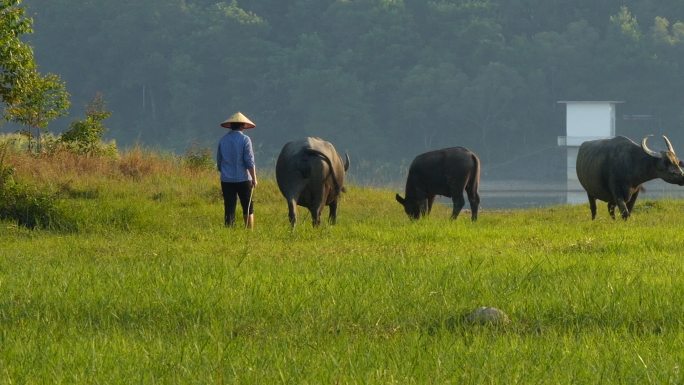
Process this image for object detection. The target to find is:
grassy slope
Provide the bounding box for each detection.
[1,151,684,384]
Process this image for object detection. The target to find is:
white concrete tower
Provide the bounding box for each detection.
[557,101,623,204]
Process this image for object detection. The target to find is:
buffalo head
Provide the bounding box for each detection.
[642,135,684,185]
[395,194,427,220]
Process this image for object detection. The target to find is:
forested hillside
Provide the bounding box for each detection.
[17,0,684,181]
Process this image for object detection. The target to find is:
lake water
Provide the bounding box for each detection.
[472,180,684,209]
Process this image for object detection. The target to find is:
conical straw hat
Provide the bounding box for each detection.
[220,112,255,129]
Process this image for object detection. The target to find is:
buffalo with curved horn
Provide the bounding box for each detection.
[576,135,684,219]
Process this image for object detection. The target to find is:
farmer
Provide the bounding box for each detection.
[217,111,257,229]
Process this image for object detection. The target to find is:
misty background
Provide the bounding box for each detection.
[7,0,684,204]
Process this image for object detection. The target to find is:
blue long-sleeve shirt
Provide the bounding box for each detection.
[216,130,255,183]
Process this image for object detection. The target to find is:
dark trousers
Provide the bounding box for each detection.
[221,181,254,226]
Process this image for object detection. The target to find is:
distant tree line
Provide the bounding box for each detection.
[14,0,684,181]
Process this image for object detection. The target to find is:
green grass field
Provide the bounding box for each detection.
[2,151,684,384]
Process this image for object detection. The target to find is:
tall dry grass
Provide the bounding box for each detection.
[4,145,214,186]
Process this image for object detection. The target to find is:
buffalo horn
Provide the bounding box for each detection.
[641,136,661,158]
[344,152,350,171]
[663,135,676,154]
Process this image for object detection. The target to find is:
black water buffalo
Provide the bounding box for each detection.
[395,147,481,221]
[576,135,684,220]
[276,137,350,227]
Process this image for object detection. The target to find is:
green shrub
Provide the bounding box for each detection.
[0,178,58,229]
[60,93,118,157]
[184,144,214,170]
[0,142,14,189]
[0,133,30,152]
[0,143,69,230]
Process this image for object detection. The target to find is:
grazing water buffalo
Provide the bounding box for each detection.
[276,137,350,227]
[395,147,480,221]
[576,135,684,220]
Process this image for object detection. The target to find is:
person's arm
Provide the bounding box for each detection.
[216,143,222,172]
[244,137,257,187]
[248,167,257,187]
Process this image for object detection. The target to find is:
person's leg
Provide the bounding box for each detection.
[236,181,254,229]
[221,182,239,226]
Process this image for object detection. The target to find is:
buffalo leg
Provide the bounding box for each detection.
[617,199,630,219]
[287,198,298,227]
[309,204,323,227]
[466,186,480,222]
[328,200,338,225]
[427,196,435,215]
[607,202,616,220]
[449,179,467,220]
[309,190,325,227]
[626,190,640,213]
[588,194,597,220]
[609,182,631,220]
[613,190,631,220]
[450,194,466,220]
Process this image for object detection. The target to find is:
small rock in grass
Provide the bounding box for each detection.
[466,306,510,325]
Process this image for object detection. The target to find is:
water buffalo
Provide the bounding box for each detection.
[276,137,350,227]
[576,135,684,220]
[395,147,481,221]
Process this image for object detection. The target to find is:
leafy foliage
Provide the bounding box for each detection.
[183,143,214,170]
[60,93,117,156]
[3,71,70,129]
[0,143,58,229]
[0,0,35,105]
[0,142,57,229]
[1,0,70,154]
[0,175,58,228]
[15,1,684,180]
[0,141,14,188]
[4,71,70,152]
